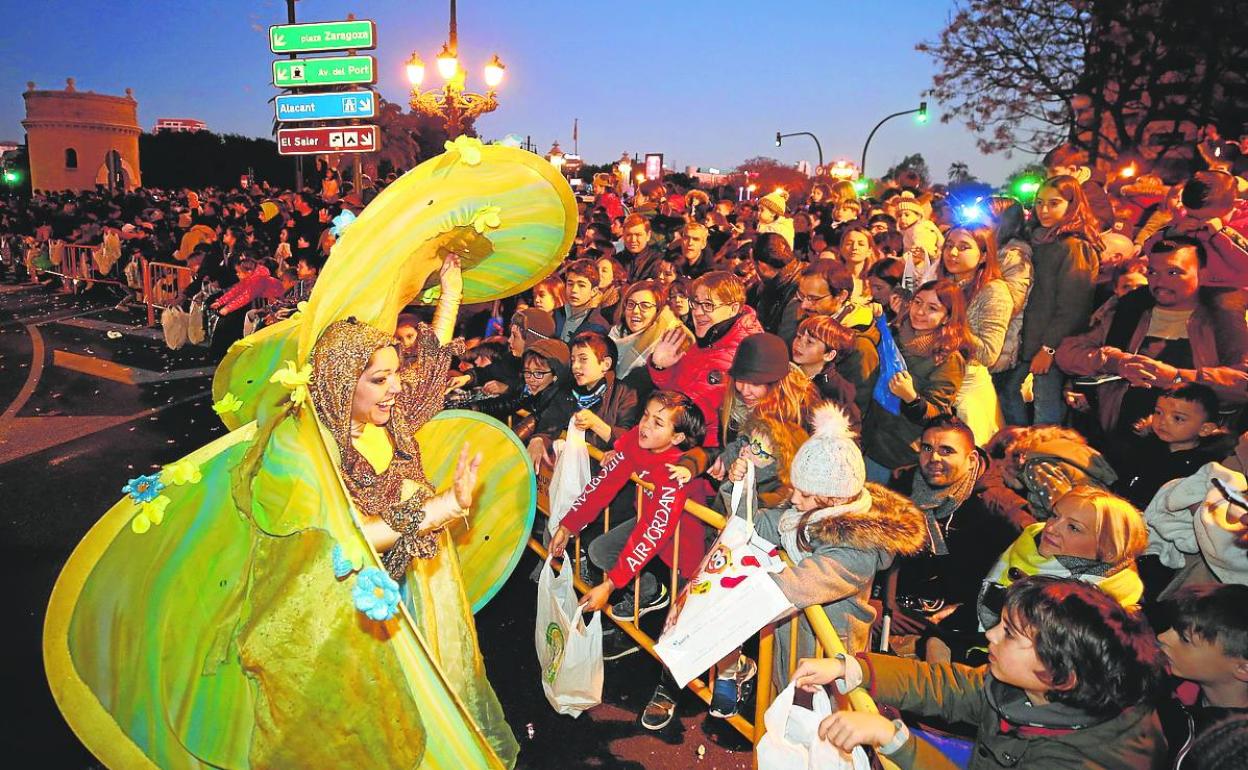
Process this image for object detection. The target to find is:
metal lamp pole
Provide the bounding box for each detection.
[860,101,927,178]
[408,0,504,139]
[285,0,303,190]
[775,131,824,168]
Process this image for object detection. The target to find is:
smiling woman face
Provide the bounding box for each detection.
[351,346,402,428]
[623,288,660,333]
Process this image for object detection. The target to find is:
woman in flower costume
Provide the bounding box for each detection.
[44,139,578,769]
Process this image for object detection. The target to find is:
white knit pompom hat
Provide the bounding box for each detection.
[790,402,865,499]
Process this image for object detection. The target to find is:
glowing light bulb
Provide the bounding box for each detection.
[435,43,458,80]
[484,54,505,88]
[405,53,425,87]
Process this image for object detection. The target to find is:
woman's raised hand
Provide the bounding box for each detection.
[887,371,918,404]
[649,327,689,369]
[452,442,483,511]
[439,252,464,295]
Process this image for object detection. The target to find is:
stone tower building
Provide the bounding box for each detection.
[22,78,142,193]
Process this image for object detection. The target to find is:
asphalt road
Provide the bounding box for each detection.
[0,282,752,769]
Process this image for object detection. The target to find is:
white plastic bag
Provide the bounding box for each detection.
[186,295,206,345]
[757,682,871,770]
[546,416,591,535]
[242,308,264,338]
[655,465,793,687]
[161,306,187,350]
[535,556,603,716]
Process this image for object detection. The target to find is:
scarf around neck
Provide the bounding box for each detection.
[909,452,984,554]
[696,312,742,349]
[777,488,873,562]
[898,321,940,359]
[572,378,608,410]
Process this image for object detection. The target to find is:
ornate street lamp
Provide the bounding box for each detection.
[407,0,505,138]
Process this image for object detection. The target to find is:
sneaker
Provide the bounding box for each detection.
[640,684,677,731]
[709,656,758,718]
[601,628,640,661]
[606,583,669,623]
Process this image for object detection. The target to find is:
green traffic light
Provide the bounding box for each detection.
[1013,176,1042,201]
[852,178,868,194]
[917,100,929,124]
[2,170,17,185]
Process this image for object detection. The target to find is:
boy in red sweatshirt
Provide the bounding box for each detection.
[550,389,706,612]
[550,389,707,729]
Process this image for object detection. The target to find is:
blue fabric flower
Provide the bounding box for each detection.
[331,543,357,580]
[122,473,166,504]
[352,567,401,621]
[331,209,356,237]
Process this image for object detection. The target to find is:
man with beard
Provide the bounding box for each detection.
[883,416,1023,659]
[1057,236,1248,464]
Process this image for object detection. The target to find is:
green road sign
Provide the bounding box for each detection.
[273,56,376,87]
[269,20,376,54]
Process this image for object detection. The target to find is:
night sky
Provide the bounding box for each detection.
[1,0,1035,185]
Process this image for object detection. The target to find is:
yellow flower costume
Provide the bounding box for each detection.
[44,141,577,768]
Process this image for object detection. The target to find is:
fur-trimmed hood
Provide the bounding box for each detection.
[802,482,928,556]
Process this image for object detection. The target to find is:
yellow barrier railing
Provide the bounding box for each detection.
[527,440,888,759]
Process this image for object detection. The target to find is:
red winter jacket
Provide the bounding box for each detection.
[559,428,703,588]
[648,307,763,448]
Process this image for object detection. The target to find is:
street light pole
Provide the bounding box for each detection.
[775,131,824,168]
[860,101,927,178]
[285,0,303,190]
[407,0,505,139]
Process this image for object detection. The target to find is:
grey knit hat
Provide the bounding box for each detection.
[790,402,865,498]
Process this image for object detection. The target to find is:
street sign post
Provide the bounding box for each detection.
[269,20,376,54]
[277,126,379,156]
[273,56,376,87]
[274,91,376,122]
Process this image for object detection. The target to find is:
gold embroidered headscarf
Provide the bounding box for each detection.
[310,317,465,578]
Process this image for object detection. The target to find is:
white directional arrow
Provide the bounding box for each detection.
[273,33,286,47]
[358,97,372,112]
[360,131,374,146]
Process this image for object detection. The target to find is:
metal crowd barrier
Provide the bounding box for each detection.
[26,240,130,291]
[9,238,198,328]
[527,442,892,764]
[142,260,196,326]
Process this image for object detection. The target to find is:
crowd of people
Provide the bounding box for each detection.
[0,162,378,356]
[459,135,1248,767]
[9,132,1248,767]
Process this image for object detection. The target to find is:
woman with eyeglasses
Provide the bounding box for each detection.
[648,270,765,456]
[609,280,692,402]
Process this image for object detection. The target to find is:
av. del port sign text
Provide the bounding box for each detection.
[273,56,376,87]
